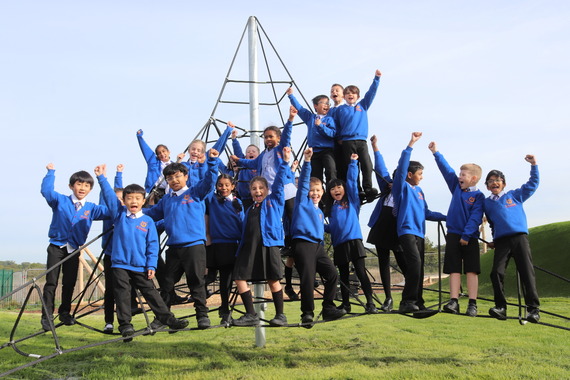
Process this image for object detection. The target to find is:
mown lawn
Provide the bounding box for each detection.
[1,295,568,379]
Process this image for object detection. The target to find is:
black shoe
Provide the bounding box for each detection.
[314,280,320,288]
[196,316,210,330]
[399,302,419,313]
[489,306,507,320]
[41,316,52,331]
[365,303,379,314]
[300,312,314,329]
[322,307,346,321]
[120,325,135,343]
[103,323,114,334]
[59,313,76,326]
[269,313,287,327]
[337,303,351,313]
[364,187,379,203]
[358,191,366,205]
[380,298,393,312]
[284,286,299,301]
[167,317,189,331]
[443,299,460,314]
[232,313,260,327]
[465,303,478,317]
[526,308,540,324]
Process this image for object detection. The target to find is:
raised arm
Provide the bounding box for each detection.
[359,70,381,110]
[296,148,313,202]
[136,129,156,164]
[429,142,458,193]
[347,154,360,211]
[278,106,297,149]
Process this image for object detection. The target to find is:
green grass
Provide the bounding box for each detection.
[1,295,569,379]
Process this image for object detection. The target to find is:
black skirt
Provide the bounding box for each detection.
[333,239,366,266]
[233,205,283,281]
[367,205,400,250]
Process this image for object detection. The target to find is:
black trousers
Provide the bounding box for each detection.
[164,245,208,317]
[375,244,407,298]
[340,140,374,191]
[103,255,139,324]
[399,234,425,307]
[293,239,338,313]
[42,244,79,317]
[311,149,337,186]
[490,233,540,309]
[113,268,173,329]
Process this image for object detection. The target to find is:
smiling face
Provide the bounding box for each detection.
[486,176,506,195]
[309,180,324,204]
[188,141,205,162]
[123,193,145,214]
[314,98,330,115]
[330,85,344,106]
[458,169,475,190]
[69,181,92,201]
[216,177,235,198]
[166,171,188,192]
[246,145,260,159]
[155,145,170,163]
[329,184,345,201]
[344,90,359,105]
[250,179,268,203]
[406,169,423,186]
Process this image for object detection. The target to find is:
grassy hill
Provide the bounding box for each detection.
[442,221,570,298]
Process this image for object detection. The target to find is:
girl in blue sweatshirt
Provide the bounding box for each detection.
[205,174,244,324]
[324,155,379,314]
[136,129,173,204]
[231,147,292,327]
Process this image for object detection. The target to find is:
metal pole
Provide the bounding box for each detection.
[248,15,266,348]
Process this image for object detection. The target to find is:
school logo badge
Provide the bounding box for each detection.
[505,198,516,208]
[140,221,147,228]
[83,210,90,216]
[184,194,190,201]
[355,105,362,112]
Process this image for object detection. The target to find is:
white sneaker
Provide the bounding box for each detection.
[103,323,114,334]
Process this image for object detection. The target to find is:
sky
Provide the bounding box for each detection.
[1,1,569,264]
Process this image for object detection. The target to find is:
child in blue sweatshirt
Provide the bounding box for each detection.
[329,70,382,203]
[392,132,446,313]
[366,135,407,312]
[145,149,219,330]
[231,147,293,327]
[325,155,379,314]
[291,148,346,327]
[40,164,110,331]
[95,166,188,341]
[429,141,484,317]
[205,173,244,325]
[136,129,173,204]
[229,127,260,210]
[484,155,540,323]
[287,88,337,184]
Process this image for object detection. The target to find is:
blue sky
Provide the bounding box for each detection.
[1,1,569,263]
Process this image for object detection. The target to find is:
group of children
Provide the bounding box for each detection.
[40,70,542,340]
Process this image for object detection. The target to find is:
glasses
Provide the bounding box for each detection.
[166,173,185,182]
[486,179,503,185]
[316,101,331,106]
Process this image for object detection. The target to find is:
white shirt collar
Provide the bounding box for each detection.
[70,195,85,207]
[172,186,189,196]
[126,210,144,219]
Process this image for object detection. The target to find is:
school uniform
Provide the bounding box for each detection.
[484,165,540,310]
[136,132,173,194]
[205,192,244,315]
[231,138,257,208]
[392,146,446,309]
[433,151,484,274]
[41,169,109,319]
[288,94,337,184]
[325,160,375,308]
[145,156,218,317]
[97,175,175,330]
[291,161,338,314]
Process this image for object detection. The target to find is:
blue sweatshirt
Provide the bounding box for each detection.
[205,192,244,244]
[433,152,484,241]
[232,138,258,201]
[98,175,159,272]
[291,161,325,243]
[99,171,123,255]
[392,147,446,238]
[484,165,539,240]
[288,94,336,151]
[145,156,218,247]
[368,150,393,228]
[137,132,173,193]
[182,126,233,188]
[330,75,380,141]
[236,158,289,252]
[41,169,110,249]
[325,160,363,246]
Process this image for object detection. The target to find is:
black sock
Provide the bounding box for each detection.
[284,266,293,288]
[272,290,284,315]
[451,298,458,302]
[239,290,256,315]
[468,298,477,305]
